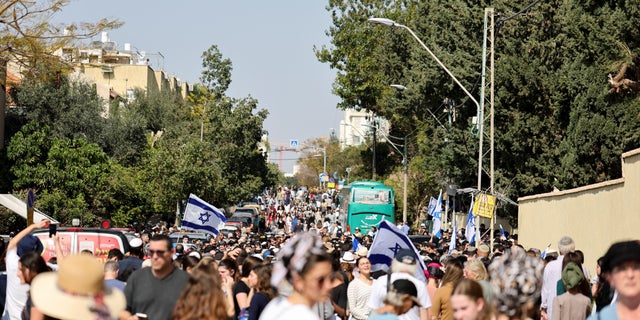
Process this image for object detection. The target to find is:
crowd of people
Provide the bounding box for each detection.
[0,185,638,320]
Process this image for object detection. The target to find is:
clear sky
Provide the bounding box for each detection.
[55,1,343,172]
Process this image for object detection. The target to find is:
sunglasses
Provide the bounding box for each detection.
[147,249,167,257]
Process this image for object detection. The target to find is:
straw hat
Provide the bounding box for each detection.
[355,246,369,257]
[340,251,356,264]
[31,255,126,320]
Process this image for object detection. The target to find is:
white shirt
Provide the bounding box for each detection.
[2,249,29,320]
[541,255,564,317]
[368,272,432,320]
[259,296,320,320]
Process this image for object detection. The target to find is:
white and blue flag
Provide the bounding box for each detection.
[499,224,507,240]
[426,196,437,216]
[432,190,443,238]
[465,195,476,245]
[181,194,226,236]
[368,220,426,281]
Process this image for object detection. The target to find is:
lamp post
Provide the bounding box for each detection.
[315,147,327,187]
[369,17,483,197]
[369,18,480,113]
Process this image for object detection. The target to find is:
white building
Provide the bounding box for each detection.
[339,108,389,150]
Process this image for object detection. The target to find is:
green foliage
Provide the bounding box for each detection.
[318,0,640,226]
[16,78,106,143]
[200,45,233,98]
[2,42,276,227]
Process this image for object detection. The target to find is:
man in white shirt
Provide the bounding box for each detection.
[540,236,575,320]
[368,249,431,320]
[2,220,48,320]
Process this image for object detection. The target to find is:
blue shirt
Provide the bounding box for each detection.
[105,278,126,292]
[368,311,399,320]
[587,302,619,320]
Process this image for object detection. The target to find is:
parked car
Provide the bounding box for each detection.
[225,215,252,228]
[220,225,238,237]
[234,207,259,218]
[169,232,210,245]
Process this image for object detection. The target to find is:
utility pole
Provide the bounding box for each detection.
[372,117,377,180]
[402,136,408,223]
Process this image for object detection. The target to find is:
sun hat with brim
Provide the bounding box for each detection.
[31,255,126,320]
[602,240,640,273]
[340,251,356,264]
[355,246,369,257]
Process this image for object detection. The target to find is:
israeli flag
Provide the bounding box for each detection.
[368,220,426,281]
[465,195,476,245]
[432,190,443,238]
[182,194,226,236]
[541,244,551,259]
[499,224,507,240]
[426,196,437,216]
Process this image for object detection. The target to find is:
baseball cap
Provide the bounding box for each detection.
[395,249,417,265]
[18,235,44,257]
[391,279,421,307]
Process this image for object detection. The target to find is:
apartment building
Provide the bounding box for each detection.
[338,108,389,150]
[55,32,190,106]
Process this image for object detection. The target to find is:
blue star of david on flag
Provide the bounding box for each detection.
[198,212,211,224]
[388,243,403,257]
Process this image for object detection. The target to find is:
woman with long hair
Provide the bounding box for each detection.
[260,232,333,320]
[172,264,229,320]
[218,258,239,318]
[432,258,465,320]
[347,256,373,320]
[247,264,275,320]
[592,257,613,312]
[18,251,51,320]
[450,279,492,320]
[556,252,591,298]
[235,256,263,319]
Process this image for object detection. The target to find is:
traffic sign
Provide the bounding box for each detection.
[289,139,299,149]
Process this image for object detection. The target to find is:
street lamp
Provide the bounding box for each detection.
[314,147,327,187]
[369,18,480,117]
[371,17,484,230]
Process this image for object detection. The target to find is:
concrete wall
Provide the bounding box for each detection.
[518,148,640,276]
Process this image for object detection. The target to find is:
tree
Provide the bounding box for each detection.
[0,0,121,148]
[318,0,640,226]
[200,44,232,98]
[7,127,122,225]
